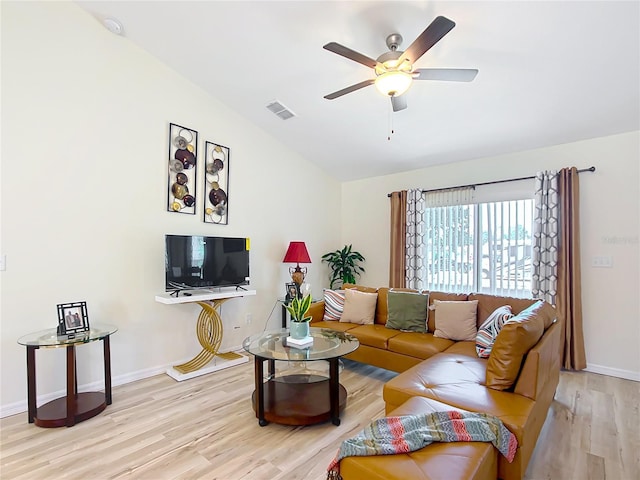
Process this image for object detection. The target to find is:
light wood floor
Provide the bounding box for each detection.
[1,358,638,480]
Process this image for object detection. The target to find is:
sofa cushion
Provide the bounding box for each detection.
[343,283,378,294]
[475,305,514,358]
[340,396,498,480]
[386,291,429,333]
[348,324,402,349]
[322,289,345,321]
[532,300,557,330]
[340,288,377,324]
[468,293,536,328]
[425,291,469,332]
[442,341,478,358]
[311,321,359,332]
[486,300,545,391]
[432,300,479,341]
[387,332,454,360]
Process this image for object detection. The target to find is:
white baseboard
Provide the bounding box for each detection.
[0,349,248,419]
[585,363,640,382]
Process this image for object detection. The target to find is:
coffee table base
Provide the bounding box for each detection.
[251,374,347,426]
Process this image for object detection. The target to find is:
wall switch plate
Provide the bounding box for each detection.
[0,254,5,271]
[592,256,613,268]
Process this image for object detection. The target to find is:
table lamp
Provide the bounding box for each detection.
[283,241,311,287]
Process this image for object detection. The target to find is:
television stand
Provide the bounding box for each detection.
[155,288,256,381]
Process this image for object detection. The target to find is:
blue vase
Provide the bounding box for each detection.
[290,321,310,340]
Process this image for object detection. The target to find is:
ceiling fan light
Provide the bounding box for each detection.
[374,71,412,97]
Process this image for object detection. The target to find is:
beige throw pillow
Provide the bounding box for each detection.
[433,300,479,341]
[340,288,377,324]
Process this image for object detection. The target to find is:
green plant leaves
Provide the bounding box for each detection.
[321,244,366,289]
[284,294,313,322]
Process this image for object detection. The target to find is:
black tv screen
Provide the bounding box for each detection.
[165,235,250,290]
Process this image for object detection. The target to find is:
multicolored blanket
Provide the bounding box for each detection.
[327,410,517,480]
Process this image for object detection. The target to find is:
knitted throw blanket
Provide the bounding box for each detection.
[327,410,518,480]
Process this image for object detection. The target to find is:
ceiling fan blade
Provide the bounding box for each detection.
[324,79,375,100]
[323,42,381,69]
[397,16,456,65]
[391,95,407,112]
[414,68,478,82]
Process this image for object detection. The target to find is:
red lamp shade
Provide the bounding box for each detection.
[283,241,311,286]
[282,242,311,264]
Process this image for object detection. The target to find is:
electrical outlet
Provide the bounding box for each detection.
[592,256,613,268]
[245,313,252,325]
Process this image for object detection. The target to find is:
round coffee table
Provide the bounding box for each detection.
[242,327,359,426]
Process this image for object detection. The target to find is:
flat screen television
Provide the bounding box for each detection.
[165,235,250,291]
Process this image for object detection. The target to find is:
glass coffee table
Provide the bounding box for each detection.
[242,327,359,426]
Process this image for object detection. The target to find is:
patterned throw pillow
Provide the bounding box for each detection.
[475,305,514,358]
[323,289,345,321]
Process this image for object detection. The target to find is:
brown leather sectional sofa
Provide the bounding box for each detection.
[308,284,561,480]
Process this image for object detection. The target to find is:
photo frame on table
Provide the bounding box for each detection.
[285,282,300,304]
[57,301,90,337]
[167,123,198,215]
[203,141,229,224]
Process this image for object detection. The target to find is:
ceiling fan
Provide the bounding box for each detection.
[323,16,478,112]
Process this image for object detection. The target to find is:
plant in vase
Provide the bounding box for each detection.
[321,244,366,289]
[285,294,313,340]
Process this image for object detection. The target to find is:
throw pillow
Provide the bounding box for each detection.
[322,289,345,321]
[486,300,546,391]
[475,305,514,358]
[340,288,377,325]
[385,291,429,333]
[432,300,479,341]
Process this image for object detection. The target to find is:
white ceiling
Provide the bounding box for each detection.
[76,1,640,181]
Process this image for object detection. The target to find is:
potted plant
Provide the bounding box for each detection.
[321,244,366,289]
[285,294,313,340]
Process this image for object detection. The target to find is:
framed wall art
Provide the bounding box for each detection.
[203,141,229,224]
[57,301,90,337]
[167,123,198,214]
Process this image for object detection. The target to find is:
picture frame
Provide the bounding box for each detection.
[203,140,230,224]
[57,301,90,337]
[285,282,300,304]
[167,122,198,215]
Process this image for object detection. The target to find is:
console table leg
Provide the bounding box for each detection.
[173,300,232,374]
[329,358,340,426]
[103,336,112,405]
[26,346,37,423]
[66,346,77,427]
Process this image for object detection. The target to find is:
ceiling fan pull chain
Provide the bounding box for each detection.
[388,103,395,141]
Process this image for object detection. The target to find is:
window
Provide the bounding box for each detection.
[423,199,534,297]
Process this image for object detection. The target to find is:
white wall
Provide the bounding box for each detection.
[0,2,341,415]
[342,131,640,381]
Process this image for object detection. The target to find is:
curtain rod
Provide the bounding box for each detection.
[387,166,596,197]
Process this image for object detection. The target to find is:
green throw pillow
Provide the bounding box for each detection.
[386,291,429,333]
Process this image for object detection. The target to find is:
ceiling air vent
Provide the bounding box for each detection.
[266,100,296,120]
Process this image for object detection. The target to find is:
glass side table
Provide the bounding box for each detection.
[17,323,118,427]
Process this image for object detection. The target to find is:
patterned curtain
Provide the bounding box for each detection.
[406,189,426,290]
[532,171,559,304]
